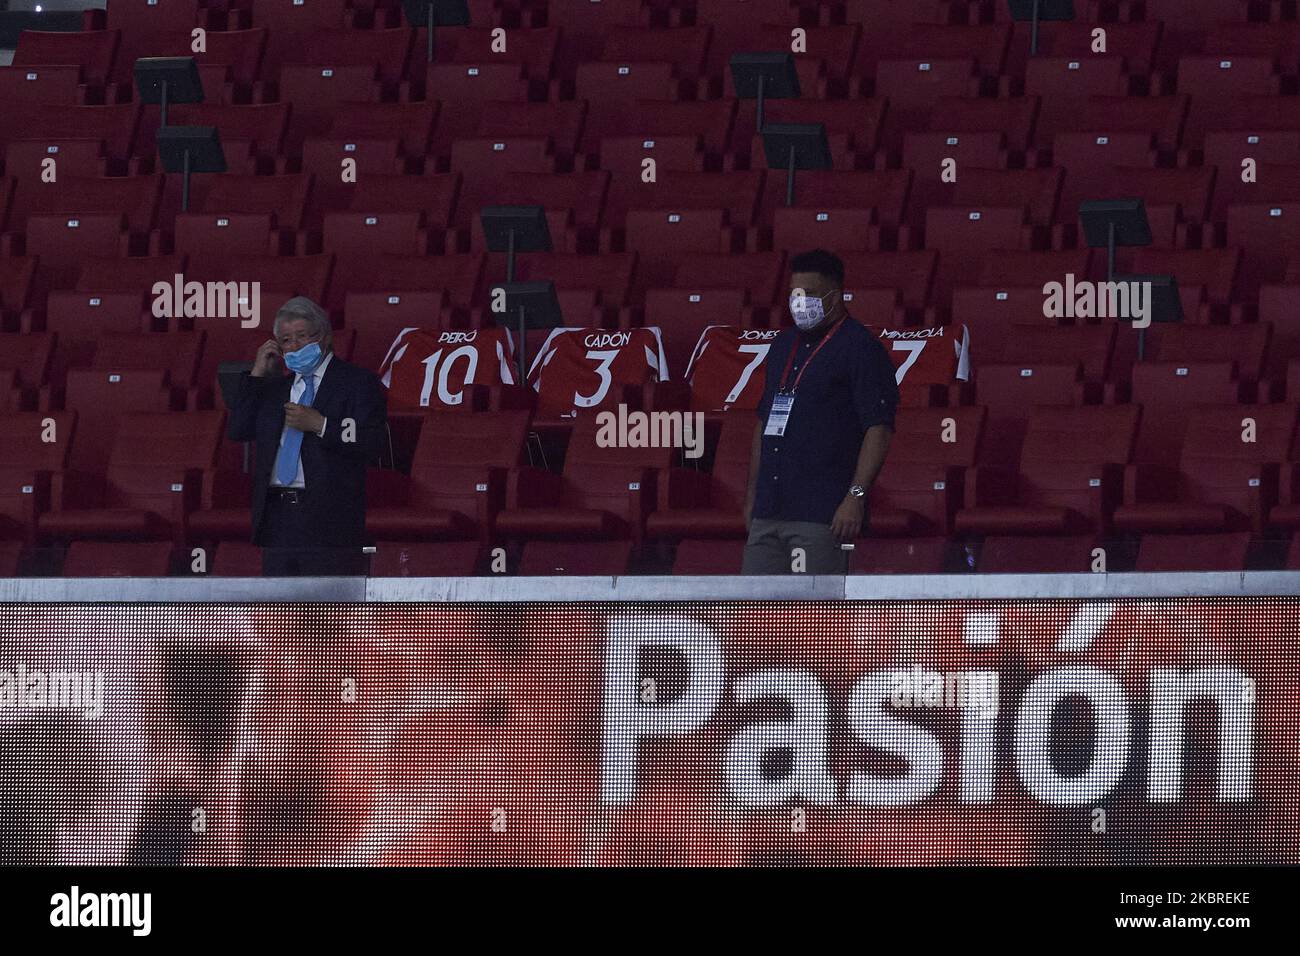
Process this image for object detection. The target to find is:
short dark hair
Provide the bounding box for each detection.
[789,249,845,287]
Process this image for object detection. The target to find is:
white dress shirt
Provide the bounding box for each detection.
[270,351,332,489]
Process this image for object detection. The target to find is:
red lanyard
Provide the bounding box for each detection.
[778,318,845,394]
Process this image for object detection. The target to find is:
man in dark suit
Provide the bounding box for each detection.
[228,296,387,576]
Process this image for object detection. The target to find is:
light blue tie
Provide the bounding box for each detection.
[275,372,316,486]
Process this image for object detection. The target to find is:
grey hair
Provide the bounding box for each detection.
[273,296,331,341]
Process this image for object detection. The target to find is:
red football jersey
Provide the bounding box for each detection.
[867,323,971,386]
[527,327,669,417]
[378,327,517,409]
[684,325,782,412]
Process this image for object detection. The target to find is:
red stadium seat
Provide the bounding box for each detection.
[839,251,938,312]
[0,539,21,575]
[336,254,481,310]
[276,65,383,145]
[254,0,351,69]
[1115,404,1297,534]
[21,214,131,290]
[6,173,162,238]
[328,101,438,161]
[869,406,985,536]
[1203,129,1300,174]
[604,170,763,239]
[971,362,1086,465]
[42,291,150,377]
[92,332,204,390]
[950,167,1063,228]
[75,254,186,294]
[517,540,634,574]
[848,536,949,574]
[950,286,1056,342]
[437,27,559,82]
[927,96,1039,155]
[1023,56,1128,146]
[956,405,1140,536]
[13,29,120,91]
[0,410,74,543]
[4,138,108,186]
[0,256,36,320]
[641,288,748,379]
[597,135,704,174]
[61,540,173,576]
[367,410,530,543]
[1180,56,1281,146]
[104,0,209,84]
[573,62,683,153]
[210,539,264,576]
[1226,203,1300,296]
[185,254,333,310]
[874,58,981,146]
[60,369,175,473]
[600,27,711,82]
[1211,163,1300,224]
[370,541,481,576]
[673,251,785,307]
[484,251,635,313]
[620,208,732,289]
[548,0,649,63]
[283,27,413,85]
[1080,95,1190,153]
[0,64,85,109]
[1126,247,1240,307]
[624,99,737,161]
[38,411,224,545]
[977,248,1094,288]
[735,99,887,170]
[986,324,1115,384]
[425,64,530,157]
[170,212,279,259]
[977,535,1098,573]
[153,103,289,168]
[646,414,752,541]
[1128,362,1243,466]
[495,414,675,543]
[464,171,608,248]
[0,333,54,393]
[476,100,587,163]
[760,170,911,232]
[1006,19,1163,79]
[9,104,141,166]
[771,207,881,255]
[1135,532,1252,572]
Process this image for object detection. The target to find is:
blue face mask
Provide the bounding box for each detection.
[283,341,323,375]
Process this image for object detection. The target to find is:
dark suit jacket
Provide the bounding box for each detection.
[227,355,387,547]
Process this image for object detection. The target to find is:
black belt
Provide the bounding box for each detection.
[267,487,305,503]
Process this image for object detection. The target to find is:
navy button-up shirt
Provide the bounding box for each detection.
[753,316,899,525]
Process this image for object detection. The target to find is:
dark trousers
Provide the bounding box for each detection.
[259,489,367,577]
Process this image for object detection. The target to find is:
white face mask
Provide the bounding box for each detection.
[790,289,830,330]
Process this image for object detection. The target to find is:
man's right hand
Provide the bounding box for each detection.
[252,339,282,377]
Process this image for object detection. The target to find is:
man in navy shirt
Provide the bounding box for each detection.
[742,249,899,574]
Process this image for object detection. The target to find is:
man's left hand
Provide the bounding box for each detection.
[284,403,325,435]
[830,495,865,543]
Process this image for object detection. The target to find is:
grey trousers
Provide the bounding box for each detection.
[741,518,848,575]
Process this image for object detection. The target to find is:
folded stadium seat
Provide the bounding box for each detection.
[281,27,413,86]
[644,413,751,541]
[1125,247,1241,312]
[1005,20,1164,85]
[848,536,949,574]
[298,137,406,214]
[327,101,438,166]
[344,290,451,358]
[750,23,861,99]
[275,65,383,148]
[436,26,559,85]
[546,0,650,67]
[956,404,1140,537]
[331,253,481,312]
[12,29,120,95]
[769,207,883,256]
[597,135,705,176]
[1202,129,1300,176]
[4,173,162,244]
[1179,57,1283,148]
[4,139,108,186]
[209,539,264,576]
[970,361,1086,465]
[735,99,887,172]
[1203,19,1300,63]
[495,413,675,543]
[1120,322,1269,405]
[321,210,429,291]
[92,332,204,393]
[618,208,733,290]
[61,540,174,576]
[449,137,555,183]
[947,286,1057,343]
[982,324,1116,386]
[475,100,587,170]
[366,410,530,544]
[157,27,268,94]
[976,535,1099,573]
[672,251,785,308]
[927,207,1034,301]
[19,215,130,291]
[573,62,685,159]
[1134,532,1253,572]
[671,538,745,574]
[1260,287,1300,392]
[1142,0,1256,65]
[168,211,282,261]
[1022,56,1129,147]
[0,334,53,402]
[756,169,911,240]
[1079,95,1190,154]
[74,254,186,295]
[0,256,36,324]
[58,369,175,475]
[695,0,801,76]
[603,170,762,252]
[38,410,224,545]
[185,466,254,542]
[182,253,333,314]
[158,171,311,253]
[334,173,460,246]
[148,102,290,173]
[252,0,352,70]
[0,64,84,110]
[868,405,985,536]
[946,168,1062,232]
[838,251,938,315]
[369,540,482,575]
[600,26,711,83]
[1114,404,1297,535]
[0,410,74,543]
[605,99,736,170]
[0,539,21,576]
[103,0,211,85]
[8,103,142,170]
[1212,163,1300,227]
[1126,362,1242,466]
[925,96,1039,161]
[517,540,634,574]
[424,64,530,162]
[873,58,982,151]
[899,132,1007,220]
[1049,130,1159,204]
[40,292,150,378]
[976,247,1094,288]
[638,288,748,379]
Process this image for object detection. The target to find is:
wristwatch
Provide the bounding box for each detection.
[847,485,866,498]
